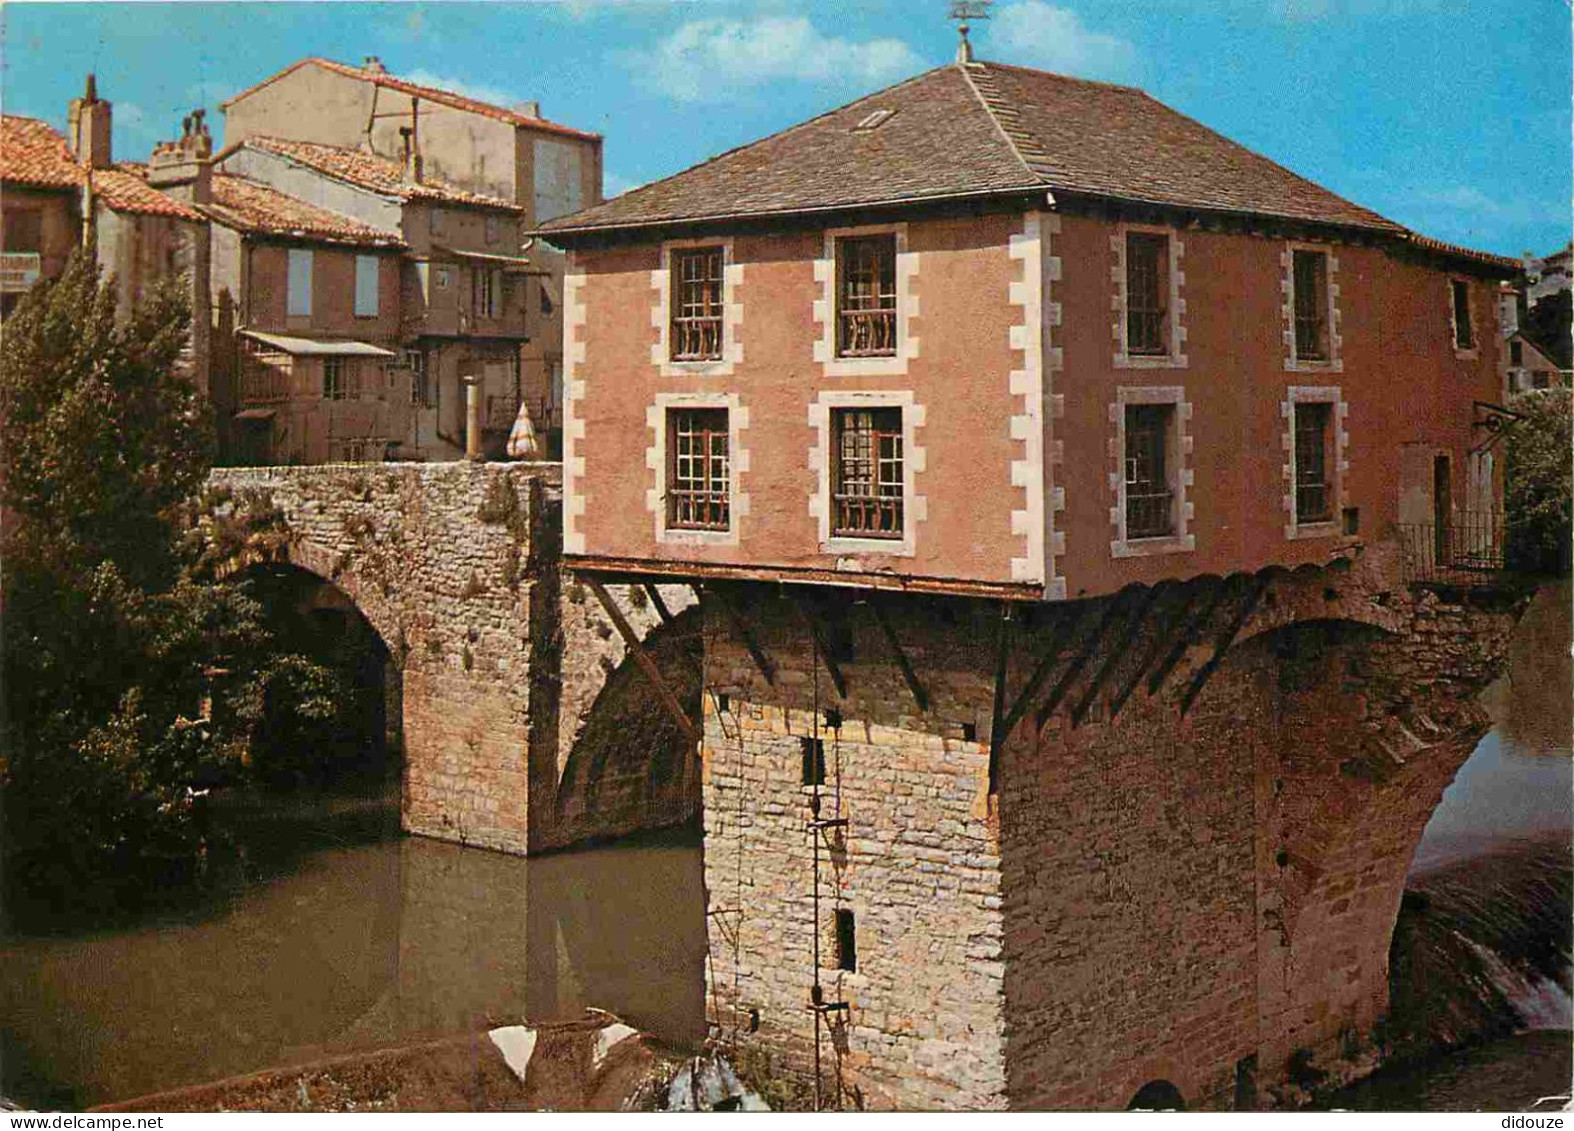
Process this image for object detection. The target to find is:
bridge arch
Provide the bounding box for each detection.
[1127,1080,1187,1111]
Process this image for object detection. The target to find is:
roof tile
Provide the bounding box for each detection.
[1,115,84,190]
[203,173,408,248]
[537,61,1404,237]
[244,136,524,212]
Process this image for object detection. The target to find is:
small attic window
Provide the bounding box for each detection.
[853,109,895,132]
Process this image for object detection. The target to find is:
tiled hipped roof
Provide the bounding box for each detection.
[204,173,408,248]
[537,61,1406,238]
[94,164,205,221]
[242,136,524,212]
[221,57,601,143]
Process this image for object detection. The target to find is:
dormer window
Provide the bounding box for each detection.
[853,109,894,132]
[836,235,897,358]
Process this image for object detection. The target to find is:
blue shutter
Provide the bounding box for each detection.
[287,249,313,317]
[355,255,379,317]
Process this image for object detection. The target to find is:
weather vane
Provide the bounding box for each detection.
[949,1,992,64]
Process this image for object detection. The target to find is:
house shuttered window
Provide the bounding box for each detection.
[354,255,379,318]
[668,408,730,530]
[287,249,313,317]
[832,407,903,538]
[1452,280,1474,349]
[671,247,724,361]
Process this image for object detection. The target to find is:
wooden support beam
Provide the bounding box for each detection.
[585,577,700,745]
[1037,587,1140,729]
[1109,583,1197,721]
[1180,573,1272,716]
[796,597,848,699]
[1147,575,1231,695]
[710,584,776,686]
[1070,581,1169,727]
[870,599,928,713]
[643,583,674,626]
[998,603,1087,738]
[988,603,1013,793]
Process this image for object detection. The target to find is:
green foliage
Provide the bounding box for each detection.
[1505,389,1572,574]
[0,252,338,918]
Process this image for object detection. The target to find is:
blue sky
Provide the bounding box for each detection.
[2,0,1568,256]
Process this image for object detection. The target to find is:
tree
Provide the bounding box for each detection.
[1504,388,1572,575]
[0,253,338,920]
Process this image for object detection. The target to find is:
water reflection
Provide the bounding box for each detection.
[0,798,705,1109]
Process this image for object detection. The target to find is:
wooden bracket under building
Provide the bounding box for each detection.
[1070,581,1169,727]
[584,576,700,745]
[1148,575,1231,696]
[870,599,928,713]
[796,597,848,699]
[1037,586,1140,728]
[997,603,1088,740]
[709,583,776,686]
[1109,583,1198,721]
[643,583,674,626]
[987,602,1013,793]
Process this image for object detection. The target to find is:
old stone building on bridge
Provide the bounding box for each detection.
[183,31,1529,1118]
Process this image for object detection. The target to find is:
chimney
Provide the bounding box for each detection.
[66,73,113,169]
[514,100,541,119]
[147,107,213,204]
[363,55,387,74]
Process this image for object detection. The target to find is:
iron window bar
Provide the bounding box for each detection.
[672,247,724,361]
[836,236,897,358]
[1293,250,1328,361]
[1294,402,1333,523]
[1124,403,1175,538]
[1126,233,1168,356]
[832,407,904,538]
[668,408,730,530]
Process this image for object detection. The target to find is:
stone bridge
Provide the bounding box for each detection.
[207,462,1527,1110]
[207,461,700,854]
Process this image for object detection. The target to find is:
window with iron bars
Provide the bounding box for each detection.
[670,247,724,361]
[1294,401,1334,524]
[836,235,897,358]
[323,357,351,401]
[1292,250,1329,361]
[405,349,431,407]
[1124,403,1174,538]
[1126,233,1169,355]
[1452,280,1474,349]
[832,407,904,538]
[668,408,730,531]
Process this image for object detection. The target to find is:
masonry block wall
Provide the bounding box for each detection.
[700,550,1523,1111]
[206,463,700,856]
[702,592,1009,1111]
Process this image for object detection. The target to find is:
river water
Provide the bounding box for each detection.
[1,585,1568,1110]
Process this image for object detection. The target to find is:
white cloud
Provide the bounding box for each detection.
[402,69,528,113]
[621,15,922,103]
[983,2,1139,80]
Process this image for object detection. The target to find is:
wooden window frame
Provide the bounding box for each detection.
[1293,401,1334,525]
[1125,232,1169,357]
[831,406,904,539]
[1124,402,1175,539]
[1292,250,1329,362]
[835,235,898,359]
[670,246,725,362]
[322,356,350,402]
[666,406,731,532]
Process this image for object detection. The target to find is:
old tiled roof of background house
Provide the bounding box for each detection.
[1,115,87,189]
[1402,233,1519,273]
[537,60,1409,238]
[240,136,525,212]
[203,172,408,248]
[220,57,601,143]
[94,163,206,221]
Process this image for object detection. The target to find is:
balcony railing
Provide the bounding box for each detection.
[1125,489,1174,539]
[1397,510,1507,586]
[240,366,291,405]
